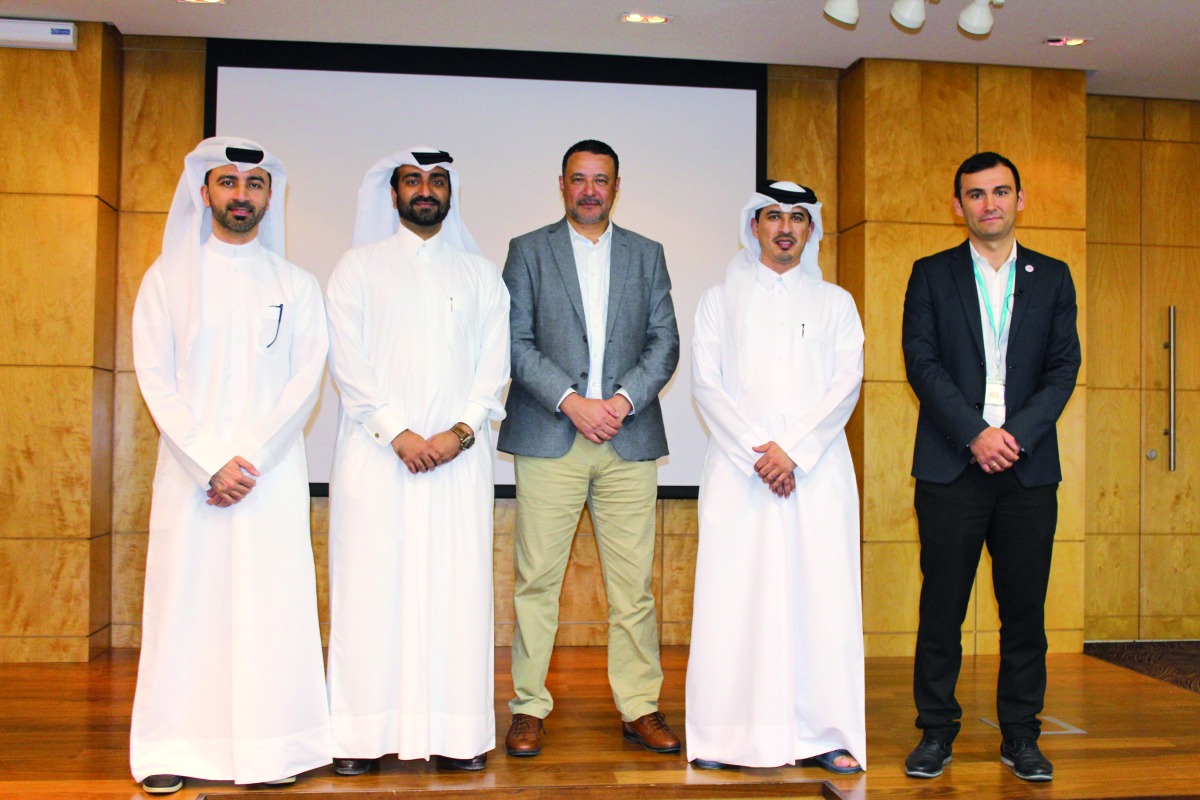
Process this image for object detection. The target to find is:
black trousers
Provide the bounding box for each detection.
[912,466,1058,743]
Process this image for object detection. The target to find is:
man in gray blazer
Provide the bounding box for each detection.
[498,140,680,758]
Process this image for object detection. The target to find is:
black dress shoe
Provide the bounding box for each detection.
[905,736,952,778]
[1001,738,1053,782]
[141,774,184,794]
[334,757,376,775]
[691,758,736,770]
[436,753,487,771]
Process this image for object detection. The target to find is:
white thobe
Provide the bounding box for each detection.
[130,236,332,784]
[686,257,867,768]
[324,226,510,761]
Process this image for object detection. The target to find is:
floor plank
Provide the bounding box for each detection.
[0,647,1197,799]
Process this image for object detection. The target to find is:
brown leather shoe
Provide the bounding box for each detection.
[622,711,681,753]
[506,713,545,757]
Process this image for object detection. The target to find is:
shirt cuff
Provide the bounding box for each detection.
[556,388,577,413]
[364,405,406,448]
[616,388,635,415]
[457,402,489,434]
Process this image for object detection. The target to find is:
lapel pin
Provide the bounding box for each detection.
[1025,264,1034,272]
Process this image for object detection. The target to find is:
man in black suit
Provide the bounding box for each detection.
[901,152,1080,783]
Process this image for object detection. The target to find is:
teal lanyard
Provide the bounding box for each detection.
[972,260,1015,377]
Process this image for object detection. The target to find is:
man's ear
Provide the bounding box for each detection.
[200,183,212,210]
[952,196,964,218]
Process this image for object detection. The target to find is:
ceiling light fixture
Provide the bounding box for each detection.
[622,13,670,24]
[891,0,926,29]
[1044,36,1089,47]
[958,0,1003,35]
[823,0,860,26]
[177,0,225,4]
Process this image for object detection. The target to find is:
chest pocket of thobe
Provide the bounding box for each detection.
[256,303,290,357]
[789,322,836,412]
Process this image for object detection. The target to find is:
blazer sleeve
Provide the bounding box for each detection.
[614,240,680,410]
[1003,260,1081,455]
[902,258,990,452]
[504,235,579,413]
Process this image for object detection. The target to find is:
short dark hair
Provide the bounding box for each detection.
[389,165,452,198]
[204,167,271,188]
[561,140,619,177]
[954,151,1020,200]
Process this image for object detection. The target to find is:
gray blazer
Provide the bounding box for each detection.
[498,217,679,461]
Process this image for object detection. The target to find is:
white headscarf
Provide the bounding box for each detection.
[722,181,825,394]
[351,146,480,254]
[161,135,287,358]
[737,180,824,280]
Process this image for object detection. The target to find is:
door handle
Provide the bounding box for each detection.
[1165,305,1176,472]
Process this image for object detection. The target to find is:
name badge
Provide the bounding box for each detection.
[984,379,1006,407]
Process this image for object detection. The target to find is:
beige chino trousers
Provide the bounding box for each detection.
[510,434,662,721]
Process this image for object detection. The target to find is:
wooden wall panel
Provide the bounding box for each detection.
[837,63,866,231]
[861,541,923,641]
[1085,532,1139,639]
[0,368,103,539]
[979,67,1087,231]
[861,382,919,542]
[1141,534,1200,627]
[862,223,966,383]
[0,196,104,367]
[1143,142,1200,247]
[1144,99,1200,143]
[767,65,839,233]
[1085,389,1141,535]
[1143,246,1200,391]
[0,539,92,637]
[1056,392,1087,544]
[1086,139,1140,246]
[0,23,110,198]
[112,373,156,533]
[1141,390,1200,536]
[97,25,123,210]
[1087,96,1144,140]
[860,60,978,225]
[116,213,165,371]
[1086,244,1140,389]
[1016,228,1088,385]
[119,38,206,212]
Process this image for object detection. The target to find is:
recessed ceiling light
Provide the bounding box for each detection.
[1043,36,1089,47]
[177,0,225,4]
[623,13,670,24]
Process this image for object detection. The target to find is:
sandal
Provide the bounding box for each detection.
[803,749,863,774]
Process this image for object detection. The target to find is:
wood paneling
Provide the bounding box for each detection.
[90,369,114,537]
[1143,141,1200,247]
[661,499,697,535]
[861,381,919,542]
[767,66,839,233]
[661,535,697,627]
[974,541,1083,649]
[1085,533,1139,623]
[111,531,147,630]
[1143,246,1200,391]
[1145,99,1200,143]
[837,63,866,230]
[1086,244,1140,388]
[979,67,1087,231]
[97,24,123,210]
[1085,389,1141,534]
[1087,95,1144,140]
[1141,535,1200,621]
[116,212,165,371]
[1016,227,1088,385]
[1142,390,1200,535]
[861,223,967,383]
[0,539,92,637]
[0,367,106,539]
[861,541,923,635]
[89,534,112,636]
[111,373,155,533]
[0,196,108,367]
[1056,392,1086,544]
[859,60,978,226]
[119,41,206,212]
[1086,138,1141,245]
[0,23,110,199]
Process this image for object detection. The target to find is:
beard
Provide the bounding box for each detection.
[398,195,450,228]
[566,198,610,227]
[211,202,266,235]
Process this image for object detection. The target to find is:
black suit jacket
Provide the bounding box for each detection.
[902,240,1081,487]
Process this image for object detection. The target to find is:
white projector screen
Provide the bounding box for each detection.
[211,45,763,490]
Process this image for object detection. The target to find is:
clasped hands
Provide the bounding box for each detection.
[562,392,631,445]
[207,456,259,507]
[391,429,464,474]
[970,426,1021,474]
[753,441,797,499]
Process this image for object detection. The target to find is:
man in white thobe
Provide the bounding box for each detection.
[325,147,509,774]
[130,137,332,795]
[686,181,866,773]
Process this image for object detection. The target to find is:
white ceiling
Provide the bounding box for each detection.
[3,0,1198,100]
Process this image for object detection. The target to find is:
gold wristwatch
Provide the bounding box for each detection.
[451,422,475,451]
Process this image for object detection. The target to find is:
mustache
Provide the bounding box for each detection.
[411,195,442,205]
[225,201,256,211]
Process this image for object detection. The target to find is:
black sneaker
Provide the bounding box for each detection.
[1000,738,1053,782]
[905,736,952,778]
[141,774,184,794]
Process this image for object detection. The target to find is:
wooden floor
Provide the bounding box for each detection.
[1,646,1198,799]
